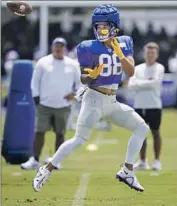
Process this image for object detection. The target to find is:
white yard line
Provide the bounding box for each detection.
[94,132,118,146]
[72,173,90,206]
[12,172,23,176]
[93,131,104,146]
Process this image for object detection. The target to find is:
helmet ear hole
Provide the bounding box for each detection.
[115,29,119,34]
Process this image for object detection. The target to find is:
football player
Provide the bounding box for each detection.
[32,4,149,192]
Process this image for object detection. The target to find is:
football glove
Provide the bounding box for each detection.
[75,86,88,102]
[111,38,125,60]
[84,64,104,79]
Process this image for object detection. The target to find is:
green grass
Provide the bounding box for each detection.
[2,109,177,206]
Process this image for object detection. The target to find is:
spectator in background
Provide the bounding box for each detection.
[128,42,165,171]
[21,37,81,170]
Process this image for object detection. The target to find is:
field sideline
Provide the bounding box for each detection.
[1,109,177,206]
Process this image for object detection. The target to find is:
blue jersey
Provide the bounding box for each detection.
[77,35,133,87]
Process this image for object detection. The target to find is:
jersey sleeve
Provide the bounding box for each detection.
[123,36,134,57]
[77,41,93,70]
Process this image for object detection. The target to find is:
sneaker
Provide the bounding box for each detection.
[116,166,144,192]
[134,160,150,170]
[32,166,51,192]
[21,157,40,170]
[43,157,61,170]
[152,159,162,171]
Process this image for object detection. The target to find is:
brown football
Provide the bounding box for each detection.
[7,1,33,16]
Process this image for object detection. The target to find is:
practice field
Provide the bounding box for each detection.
[1,109,177,206]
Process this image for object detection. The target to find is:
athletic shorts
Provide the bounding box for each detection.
[135,109,162,130]
[35,104,70,133]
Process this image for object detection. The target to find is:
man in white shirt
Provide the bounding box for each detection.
[128,42,165,171]
[21,37,81,170]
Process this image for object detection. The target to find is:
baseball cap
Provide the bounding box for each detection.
[52,37,67,46]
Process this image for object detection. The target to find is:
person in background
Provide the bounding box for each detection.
[128,42,165,171]
[21,37,81,170]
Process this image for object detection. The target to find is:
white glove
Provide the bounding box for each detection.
[75,86,88,102]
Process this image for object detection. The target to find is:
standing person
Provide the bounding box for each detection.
[32,4,149,192]
[21,37,81,170]
[128,42,165,171]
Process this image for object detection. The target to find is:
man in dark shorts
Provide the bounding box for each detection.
[21,37,81,170]
[128,42,164,171]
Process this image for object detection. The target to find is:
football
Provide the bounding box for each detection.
[6,1,33,16]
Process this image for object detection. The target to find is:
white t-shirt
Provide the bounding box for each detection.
[128,62,165,109]
[31,54,81,108]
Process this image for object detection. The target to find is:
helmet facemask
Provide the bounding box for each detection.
[93,21,118,42]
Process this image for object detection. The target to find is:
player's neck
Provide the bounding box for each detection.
[145,61,156,66]
[104,38,112,48]
[53,54,64,60]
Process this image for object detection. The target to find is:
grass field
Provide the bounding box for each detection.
[1,109,177,206]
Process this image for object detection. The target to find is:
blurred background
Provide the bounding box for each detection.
[1,1,177,107]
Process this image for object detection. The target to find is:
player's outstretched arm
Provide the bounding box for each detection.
[111,38,135,77]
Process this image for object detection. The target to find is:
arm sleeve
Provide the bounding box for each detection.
[128,66,165,91]
[31,60,43,97]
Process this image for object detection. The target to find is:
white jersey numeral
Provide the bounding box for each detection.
[99,54,122,77]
